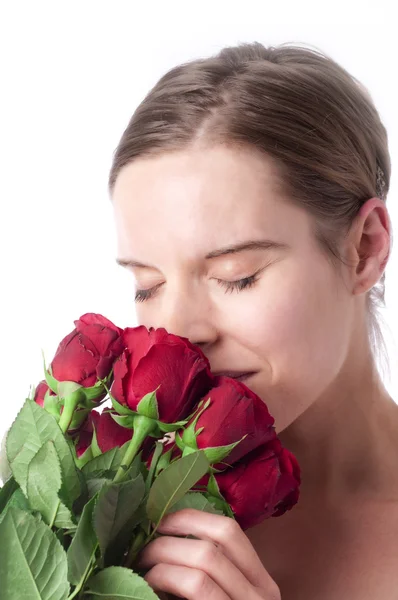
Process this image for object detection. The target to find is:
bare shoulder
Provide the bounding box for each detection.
[246,496,398,600]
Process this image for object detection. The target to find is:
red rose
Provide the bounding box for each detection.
[111,326,214,422]
[75,411,100,458]
[50,313,124,393]
[34,380,55,407]
[206,438,301,530]
[95,410,133,453]
[271,444,301,517]
[180,376,276,470]
[75,409,133,457]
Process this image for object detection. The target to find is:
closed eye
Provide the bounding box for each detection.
[134,270,262,303]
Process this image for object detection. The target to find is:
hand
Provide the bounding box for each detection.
[136,508,281,599]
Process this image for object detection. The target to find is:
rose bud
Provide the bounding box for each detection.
[34,380,54,407]
[111,326,214,423]
[203,438,301,531]
[48,313,124,402]
[175,376,276,471]
[34,379,65,422]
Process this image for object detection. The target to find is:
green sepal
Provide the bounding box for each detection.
[157,419,189,433]
[174,431,185,452]
[203,436,246,465]
[136,389,160,420]
[154,445,174,477]
[83,370,113,402]
[91,426,102,457]
[110,413,135,429]
[180,396,212,449]
[111,395,137,417]
[204,491,235,518]
[206,471,224,500]
[73,443,93,469]
[42,350,59,394]
[181,422,200,449]
[57,380,84,399]
[182,445,199,457]
[68,407,91,431]
[43,391,62,421]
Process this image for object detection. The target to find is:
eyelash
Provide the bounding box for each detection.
[134,272,260,303]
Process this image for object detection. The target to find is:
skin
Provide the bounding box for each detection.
[112,144,398,599]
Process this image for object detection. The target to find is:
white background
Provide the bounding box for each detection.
[0,2,397,461]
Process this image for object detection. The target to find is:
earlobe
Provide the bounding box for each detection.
[351,198,391,295]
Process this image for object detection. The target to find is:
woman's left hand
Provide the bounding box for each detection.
[136,508,281,600]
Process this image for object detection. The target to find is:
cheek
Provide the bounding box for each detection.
[226,260,353,425]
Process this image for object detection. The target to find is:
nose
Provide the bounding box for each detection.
[163,313,217,350]
[152,282,218,350]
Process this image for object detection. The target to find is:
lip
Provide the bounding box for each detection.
[213,371,256,381]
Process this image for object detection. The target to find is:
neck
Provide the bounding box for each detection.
[278,337,398,507]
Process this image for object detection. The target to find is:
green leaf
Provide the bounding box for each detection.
[0,430,12,483]
[67,494,98,587]
[82,447,120,477]
[136,390,159,420]
[6,399,80,508]
[82,442,137,481]
[104,506,148,567]
[87,477,110,499]
[0,487,31,525]
[54,501,76,529]
[25,442,76,530]
[0,477,18,513]
[85,566,159,599]
[204,492,235,518]
[146,450,210,525]
[0,506,70,599]
[145,441,164,494]
[27,440,62,526]
[166,491,224,516]
[71,468,89,516]
[93,474,145,561]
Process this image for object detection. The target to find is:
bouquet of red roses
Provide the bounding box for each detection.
[0,313,300,600]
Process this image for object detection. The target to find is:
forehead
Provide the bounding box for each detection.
[111,146,311,265]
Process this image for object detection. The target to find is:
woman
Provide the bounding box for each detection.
[108,42,398,599]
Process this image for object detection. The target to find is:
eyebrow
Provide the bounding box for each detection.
[116,239,289,269]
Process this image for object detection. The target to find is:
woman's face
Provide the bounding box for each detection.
[112,145,356,433]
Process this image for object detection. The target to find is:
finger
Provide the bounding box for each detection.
[144,563,231,600]
[138,535,267,600]
[156,509,277,592]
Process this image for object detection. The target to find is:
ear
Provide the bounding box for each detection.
[348,198,391,296]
